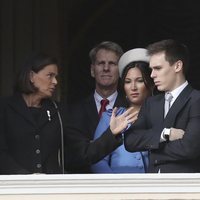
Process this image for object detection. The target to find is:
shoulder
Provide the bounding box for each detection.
[190,88,200,97]
[114,93,127,107]
[188,89,200,106]
[0,95,16,115]
[0,96,10,104]
[182,84,200,103]
[0,95,16,107]
[144,92,164,104]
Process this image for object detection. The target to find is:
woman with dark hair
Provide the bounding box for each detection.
[91,48,155,173]
[0,53,64,174]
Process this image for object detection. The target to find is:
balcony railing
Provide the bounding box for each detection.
[0,173,200,199]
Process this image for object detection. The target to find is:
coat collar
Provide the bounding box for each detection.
[8,93,57,128]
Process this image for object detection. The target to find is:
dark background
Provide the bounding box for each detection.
[1,0,200,103]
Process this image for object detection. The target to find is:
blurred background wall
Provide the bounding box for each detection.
[1,0,200,103]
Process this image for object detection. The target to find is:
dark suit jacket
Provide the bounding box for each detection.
[124,84,200,173]
[0,93,62,174]
[64,93,126,173]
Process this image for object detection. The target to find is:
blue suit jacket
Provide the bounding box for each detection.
[91,108,148,173]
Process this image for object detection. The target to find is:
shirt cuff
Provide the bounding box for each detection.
[160,128,171,142]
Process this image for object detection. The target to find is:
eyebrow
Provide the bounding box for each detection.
[150,65,161,69]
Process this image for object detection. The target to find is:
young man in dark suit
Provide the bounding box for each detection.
[65,41,128,173]
[110,39,200,173]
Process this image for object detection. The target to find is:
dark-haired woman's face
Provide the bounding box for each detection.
[124,67,150,106]
[30,64,58,98]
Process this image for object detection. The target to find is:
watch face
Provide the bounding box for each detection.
[164,130,170,141]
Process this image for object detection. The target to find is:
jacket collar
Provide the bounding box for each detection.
[8,93,57,128]
[164,84,193,127]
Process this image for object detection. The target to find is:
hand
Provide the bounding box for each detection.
[110,107,139,135]
[169,128,185,141]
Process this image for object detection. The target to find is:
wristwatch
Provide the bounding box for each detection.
[164,128,171,141]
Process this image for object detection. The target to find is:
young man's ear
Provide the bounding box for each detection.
[174,60,183,72]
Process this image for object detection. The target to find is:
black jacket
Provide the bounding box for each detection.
[124,84,200,173]
[0,93,62,174]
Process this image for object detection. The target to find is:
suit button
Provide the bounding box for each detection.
[155,160,158,164]
[35,135,40,139]
[36,149,40,154]
[36,164,42,169]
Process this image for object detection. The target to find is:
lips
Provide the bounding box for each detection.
[101,75,112,78]
[154,81,160,86]
[49,88,55,92]
[130,93,139,97]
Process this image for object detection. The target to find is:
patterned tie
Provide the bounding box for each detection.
[99,99,109,118]
[164,92,173,117]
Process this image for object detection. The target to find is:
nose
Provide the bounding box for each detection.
[150,70,155,78]
[103,63,109,71]
[131,82,137,90]
[52,77,58,85]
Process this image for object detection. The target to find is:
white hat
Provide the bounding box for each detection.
[118,48,150,77]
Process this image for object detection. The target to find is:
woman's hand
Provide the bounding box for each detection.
[110,107,138,135]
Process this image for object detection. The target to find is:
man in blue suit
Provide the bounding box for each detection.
[110,39,200,173]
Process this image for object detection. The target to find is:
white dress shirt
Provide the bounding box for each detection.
[94,90,118,112]
[160,81,188,142]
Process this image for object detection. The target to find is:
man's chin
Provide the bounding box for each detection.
[100,83,116,89]
[156,86,165,92]
[101,81,113,86]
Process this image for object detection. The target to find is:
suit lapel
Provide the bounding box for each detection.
[164,84,193,127]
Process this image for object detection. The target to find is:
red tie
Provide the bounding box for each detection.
[99,99,109,118]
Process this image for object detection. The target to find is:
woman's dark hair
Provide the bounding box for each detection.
[15,53,59,94]
[121,61,155,97]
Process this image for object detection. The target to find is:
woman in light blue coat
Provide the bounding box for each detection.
[91,48,155,173]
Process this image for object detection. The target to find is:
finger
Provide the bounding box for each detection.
[126,114,138,124]
[125,111,139,120]
[124,107,134,115]
[128,116,138,124]
[111,107,118,118]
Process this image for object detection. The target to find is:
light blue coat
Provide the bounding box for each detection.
[91,107,148,173]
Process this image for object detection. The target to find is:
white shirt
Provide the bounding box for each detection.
[94,90,118,112]
[160,81,188,142]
